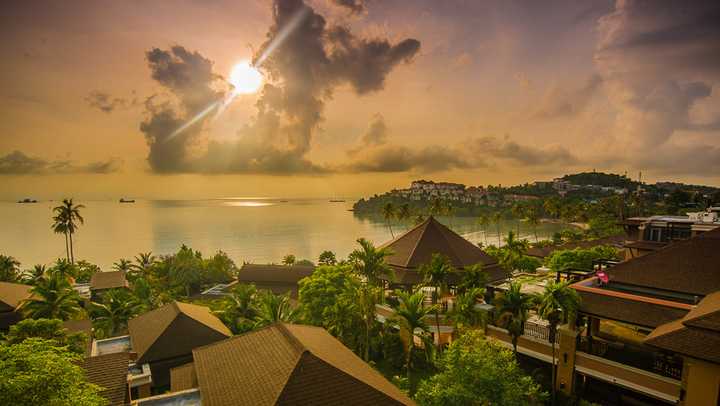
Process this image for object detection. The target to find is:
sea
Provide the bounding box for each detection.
[0,198,571,270]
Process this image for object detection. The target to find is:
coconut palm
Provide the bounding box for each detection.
[216,284,258,334]
[391,290,436,379]
[348,238,393,287]
[132,277,157,312]
[355,284,381,361]
[254,291,297,327]
[397,203,412,230]
[22,264,47,284]
[0,255,21,282]
[537,281,581,397]
[132,252,156,274]
[49,259,77,282]
[511,203,525,235]
[526,206,541,242]
[382,202,396,238]
[494,282,534,356]
[90,289,142,338]
[477,213,490,245]
[447,287,485,332]
[419,254,454,350]
[499,230,530,272]
[113,259,133,272]
[20,273,83,321]
[491,211,503,246]
[52,198,85,263]
[457,263,488,294]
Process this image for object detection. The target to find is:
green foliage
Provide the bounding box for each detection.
[298,265,358,326]
[0,255,21,282]
[447,288,485,331]
[318,250,337,265]
[456,263,488,293]
[545,246,620,272]
[348,238,394,286]
[90,289,142,338]
[0,338,105,406]
[48,258,78,281]
[587,215,623,238]
[74,260,100,283]
[21,273,83,321]
[282,254,296,266]
[537,281,581,343]
[494,282,535,354]
[253,291,297,327]
[391,290,436,380]
[515,255,542,273]
[52,198,85,264]
[5,318,88,355]
[215,284,258,334]
[203,251,237,284]
[168,245,204,296]
[415,330,546,406]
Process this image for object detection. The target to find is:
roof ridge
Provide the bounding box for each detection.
[404,218,432,267]
[276,323,308,355]
[432,218,465,265]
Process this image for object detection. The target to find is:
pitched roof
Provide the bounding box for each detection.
[90,271,129,291]
[0,281,32,311]
[170,362,198,392]
[80,352,130,406]
[577,287,689,328]
[128,301,231,364]
[646,291,720,364]
[606,227,720,296]
[381,216,497,269]
[238,264,315,285]
[192,323,415,406]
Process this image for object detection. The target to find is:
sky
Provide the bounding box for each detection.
[1,0,719,200]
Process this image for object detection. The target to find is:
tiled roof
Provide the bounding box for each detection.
[192,323,415,406]
[526,234,626,258]
[128,302,231,364]
[0,281,32,311]
[80,352,130,406]
[238,264,315,285]
[381,216,497,270]
[606,227,720,296]
[170,362,198,392]
[90,271,129,291]
[391,263,508,285]
[577,287,689,328]
[64,319,94,356]
[646,291,720,364]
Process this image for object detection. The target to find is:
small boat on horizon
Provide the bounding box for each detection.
[119,198,136,203]
[17,198,38,204]
[329,199,346,203]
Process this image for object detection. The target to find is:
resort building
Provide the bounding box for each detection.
[89,270,129,300]
[486,227,720,405]
[201,263,315,298]
[137,323,414,406]
[80,352,132,406]
[0,281,32,330]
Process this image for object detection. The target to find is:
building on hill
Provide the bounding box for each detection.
[0,281,32,330]
[149,323,414,406]
[379,216,506,288]
[89,270,129,300]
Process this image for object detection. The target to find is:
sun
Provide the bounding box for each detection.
[228,60,263,94]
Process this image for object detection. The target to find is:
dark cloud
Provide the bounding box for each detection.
[0,151,121,175]
[331,0,365,14]
[85,91,128,113]
[467,136,579,166]
[534,75,602,118]
[139,0,420,175]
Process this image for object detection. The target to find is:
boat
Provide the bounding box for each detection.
[119,198,135,203]
[329,199,346,203]
[17,198,38,203]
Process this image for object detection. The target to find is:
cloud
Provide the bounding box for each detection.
[138,0,420,175]
[533,75,602,118]
[0,151,122,175]
[466,136,579,166]
[85,91,130,113]
[331,0,365,14]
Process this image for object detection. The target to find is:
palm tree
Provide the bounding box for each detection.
[457,263,488,294]
[477,213,490,245]
[419,254,454,350]
[501,231,530,272]
[494,282,534,356]
[217,284,258,334]
[537,281,581,398]
[447,287,485,332]
[526,206,541,242]
[49,258,77,282]
[132,252,156,274]
[348,238,393,287]
[113,259,133,272]
[254,291,297,327]
[52,199,85,263]
[544,197,561,219]
[511,203,525,235]
[356,284,381,361]
[397,203,412,230]
[444,201,455,228]
[22,264,47,284]
[282,254,296,266]
[391,290,436,380]
[20,273,82,320]
[382,202,396,238]
[132,277,157,312]
[491,211,503,246]
[90,289,142,338]
[0,255,21,282]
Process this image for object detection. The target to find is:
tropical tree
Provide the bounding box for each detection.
[0,255,21,282]
[415,330,546,405]
[382,202,396,238]
[447,287,485,332]
[397,203,412,229]
[22,264,47,285]
[0,338,105,406]
[90,289,142,338]
[254,291,297,327]
[494,282,534,356]
[317,250,337,266]
[49,258,78,282]
[511,203,525,235]
[499,231,530,272]
[419,254,454,349]
[348,238,393,287]
[5,318,88,355]
[477,213,490,245]
[168,245,203,297]
[526,206,541,242]
[216,283,258,334]
[457,263,488,294]
[491,211,503,246]
[543,197,561,219]
[537,281,581,399]
[52,198,85,263]
[282,254,296,266]
[203,251,237,285]
[391,290,436,380]
[75,261,99,284]
[132,277,157,312]
[355,283,381,361]
[112,258,133,272]
[20,273,83,321]
[133,252,156,272]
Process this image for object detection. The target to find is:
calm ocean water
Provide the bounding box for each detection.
[0,199,570,270]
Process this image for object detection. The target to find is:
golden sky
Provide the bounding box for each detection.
[1,0,719,200]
